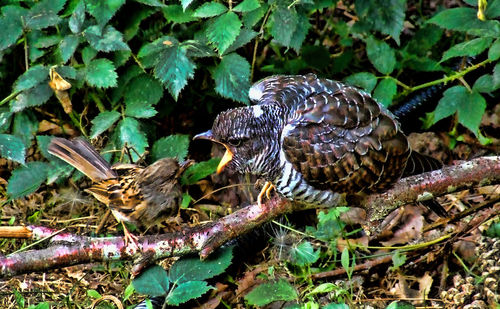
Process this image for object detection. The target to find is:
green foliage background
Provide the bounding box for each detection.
[0,0,499,197]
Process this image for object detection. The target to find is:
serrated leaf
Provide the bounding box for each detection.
[193,2,227,18]
[69,0,85,33]
[85,58,118,88]
[224,28,258,55]
[135,0,165,7]
[488,39,500,61]
[344,72,377,93]
[0,108,13,133]
[90,110,121,138]
[169,246,233,283]
[0,6,27,51]
[85,0,126,25]
[58,34,80,63]
[234,0,261,12]
[133,265,170,297]
[14,65,50,92]
[245,279,298,306]
[182,40,216,58]
[428,7,500,37]
[213,53,250,103]
[151,134,190,162]
[124,75,162,118]
[181,0,195,10]
[137,36,176,67]
[373,78,397,107]
[116,117,148,161]
[242,2,267,27]
[166,281,211,306]
[11,83,53,112]
[268,6,298,47]
[180,158,220,185]
[441,38,493,62]
[289,11,311,53]
[366,36,396,74]
[0,134,26,164]
[162,5,196,24]
[81,46,98,64]
[8,162,49,199]
[355,0,405,44]
[110,65,143,104]
[290,241,320,266]
[12,111,38,148]
[307,208,346,242]
[207,11,242,54]
[84,25,130,52]
[25,0,65,30]
[473,74,500,93]
[32,34,61,48]
[154,45,196,100]
[433,86,486,137]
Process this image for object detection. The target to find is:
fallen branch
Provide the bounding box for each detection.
[0,156,498,278]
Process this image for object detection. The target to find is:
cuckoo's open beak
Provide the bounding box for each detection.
[193,130,214,141]
[193,130,232,174]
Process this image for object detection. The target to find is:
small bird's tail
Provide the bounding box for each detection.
[402,151,443,177]
[48,137,116,182]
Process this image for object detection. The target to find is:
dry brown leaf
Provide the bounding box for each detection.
[381,206,424,246]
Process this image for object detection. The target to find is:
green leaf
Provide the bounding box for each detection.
[133,265,170,297]
[85,58,118,88]
[391,250,407,269]
[135,0,165,7]
[182,40,217,58]
[486,0,500,18]
[85,0,126,25]
[84,25,130,52]
[233,0,261,12]
[245,279,298,306]
[193,2,227,18]
[428,7,500,37]
[12,111,38,148]
[485,221,500,237]
[123,7,155,41]
[180,193,191,208]
[441,38,493,62]
[8,162,49,199]
[473,73,500,93]
[166,281,212,306]
[433,86,486,137]
[307,208,347,242]
[344,72,378,93]
[162,5,196,24]
[268,6,298,47]
[289,11,311,53]
[116,117,148,161]
[341,248,351,272]
[25,0,65,30]
[58,34,80,63]
[207,11,242,54]
[289,241,320,266]
[138,36,175,67]
[0,108,13,134]
[355,0,405,44]
[81,46,98,64]
[224,28,258,55]
[0,6,27,51]
[124,75,162,118]
[405,24,443,56]
[87,289,101,299]
[69,0,85,33]
[0,134,26,164]
[14,65,50,92]
[180,158,220,185]
[90,110,121,139]
[169,246,233,283]
[242,2,267,27]
[181,0,195,10]
[10,83,53,112]
[366,36,396,74]
[373,78,397,107]
[306,283,336,297]
[154,45,196,100]
[385,301,416,309]
[302,45,330,70]
[151,134,190,162]
[213,53,251,104]
[489,39,500,61]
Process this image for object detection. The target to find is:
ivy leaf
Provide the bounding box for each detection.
[85,0,126,25]
[133,265,170,297]
[116,117,148,161]
[428,7,500,38]
[14,65,50,92]
[212,53,251,104]
[124,74,163,118]
[224,28,258,55]
[84,25,130,52]
[245,279,298,306]
[0,134,26,165]
[90,110,121,139]
[268,6,298,47]
[180,158,220,185]
[162,5,196,24]
[489,39,500,61]
[441,38,493,62]
[290,241,320,266]
[8,162,49,199]
[366,36,396,74]
[373,78,397,107]
[433,86,486,137]
[193,2,227,18]
[207,11,242,55]
[166,281,212,306]
[151,135,190,162]
[233,0,261,12]
[0,6,27,51]
[25,0,65,30]
[69,0,85,33]
[58,34,80,63]
[11,84,53,112]
[355,0,405,44]
[85,58,118,88]
[289,11,311,53]
[344,72,378,93]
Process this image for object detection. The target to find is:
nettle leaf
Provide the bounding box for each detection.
[290,241,320,266]
[14,65,50,92]
[180,158,220,185]
[25,0,65,30]
[207,11,242,55]
[151,134,190,162]
[366,36,396,75]
[11,84,53,112]
[116,117,148,161]
[289,11,311,53]
[85,0,126,25]
[124,74,162,118]
[245,279,298,306]
[8,162,49,199]
[12,111,38,148]
[233,0,261,12]
[58,34,80,63]
[0,6,27,51]
[224,28,258,55]
[69,0,85,33]
[84,25,130,52]
[193,2,227,18]
[355,0,405,44]
[0,134,26,165]
[162,5,196,24]
[85,58,118,88]
[441,37,493,62]
[90,110,121,138]
[133,265,170,297]
[434,86,486,137]
[169,246,233,283]
[344,72,378,93]
[213,53,251,104]
[488,39,500,61]
[167,281,212,306]
[268,6,298,47]
[428,7,500,37]
[373,78,397,107]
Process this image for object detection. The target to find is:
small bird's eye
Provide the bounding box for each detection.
[227,139,242,147]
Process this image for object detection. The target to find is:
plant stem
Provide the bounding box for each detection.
[0,91,20,106]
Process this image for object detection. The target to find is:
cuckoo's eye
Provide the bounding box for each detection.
[227,138,244,147]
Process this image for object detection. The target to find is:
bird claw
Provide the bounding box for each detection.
[257,181,275,207]
[123,224,140,252]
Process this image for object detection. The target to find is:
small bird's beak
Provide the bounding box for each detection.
[193,130,214,141]
[217,147,233,174]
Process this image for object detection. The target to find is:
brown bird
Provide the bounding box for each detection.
[194,74,442,208]
[48,137,192,245]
